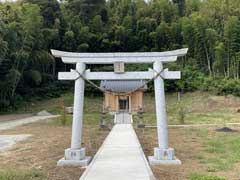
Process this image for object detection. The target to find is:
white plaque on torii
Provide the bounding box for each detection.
[51,48,188,166]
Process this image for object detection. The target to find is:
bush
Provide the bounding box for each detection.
[77,43,89,52]
[178,104,186,124]
[176,66,205,92]
[41,73,54,84]
[171,66,240,97]
[0,99,10,109]
[201,77,240,96]
[24,70,42,87]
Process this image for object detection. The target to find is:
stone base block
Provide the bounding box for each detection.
[57,148,91,167]
[64,148,86,160]
[148,147,181,165]
[57,156,91,167]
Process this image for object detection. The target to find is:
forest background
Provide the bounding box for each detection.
[0,0,240,111]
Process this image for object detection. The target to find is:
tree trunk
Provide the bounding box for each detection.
[53,59,56,79]
[227,47,230,78]
[235,57,239,80]
[204,44,212,76]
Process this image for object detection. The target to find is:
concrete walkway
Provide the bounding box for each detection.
[114,112,132,124]
[0,115,59,131]
[80,116,155,180]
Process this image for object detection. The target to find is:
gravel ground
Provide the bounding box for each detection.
[0,115,59,131]
[0,114,32,123]
[0,134,31,151]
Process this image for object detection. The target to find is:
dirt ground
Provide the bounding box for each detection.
[0,114,32,122]
[1,118,240,180]
[0,119,109,180]
[136,126,240,180]
[0,92,239,180]
[137,128,205,180]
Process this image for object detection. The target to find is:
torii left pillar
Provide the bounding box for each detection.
[57,62,91,166]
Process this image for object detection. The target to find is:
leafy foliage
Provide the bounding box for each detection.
[0,0,240,110]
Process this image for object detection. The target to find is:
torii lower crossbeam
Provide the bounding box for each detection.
[58,69,181,80]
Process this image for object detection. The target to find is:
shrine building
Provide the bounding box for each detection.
[100,80,147,113]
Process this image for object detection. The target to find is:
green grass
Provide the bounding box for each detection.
[12,92,110,126]
[0,169,45,180]
[12,92,103,114]
[12,91,240,126]
[195,129,209,138]
[141,92,240,125]
[188,128,240,172]
[50,113,113,127]
[180,128,240,178]
[189,173,227,180]
[203,132,240,171]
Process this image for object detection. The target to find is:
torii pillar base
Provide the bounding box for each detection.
[57,148,91,167]
[148,148,181,165]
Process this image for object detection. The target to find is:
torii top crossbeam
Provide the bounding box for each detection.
[51,48,188,64]
[52,48,188,80]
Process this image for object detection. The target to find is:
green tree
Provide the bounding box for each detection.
[224,16,240,78]
[172,0,186,16]
[91,15,104,33]
[213,42,227,77]
[156,22,171,51]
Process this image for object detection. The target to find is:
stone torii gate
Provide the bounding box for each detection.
[51,48,188,166]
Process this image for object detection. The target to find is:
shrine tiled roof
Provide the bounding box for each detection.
[100,80,147,93]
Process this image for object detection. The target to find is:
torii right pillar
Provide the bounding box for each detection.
[148,61,181,165]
